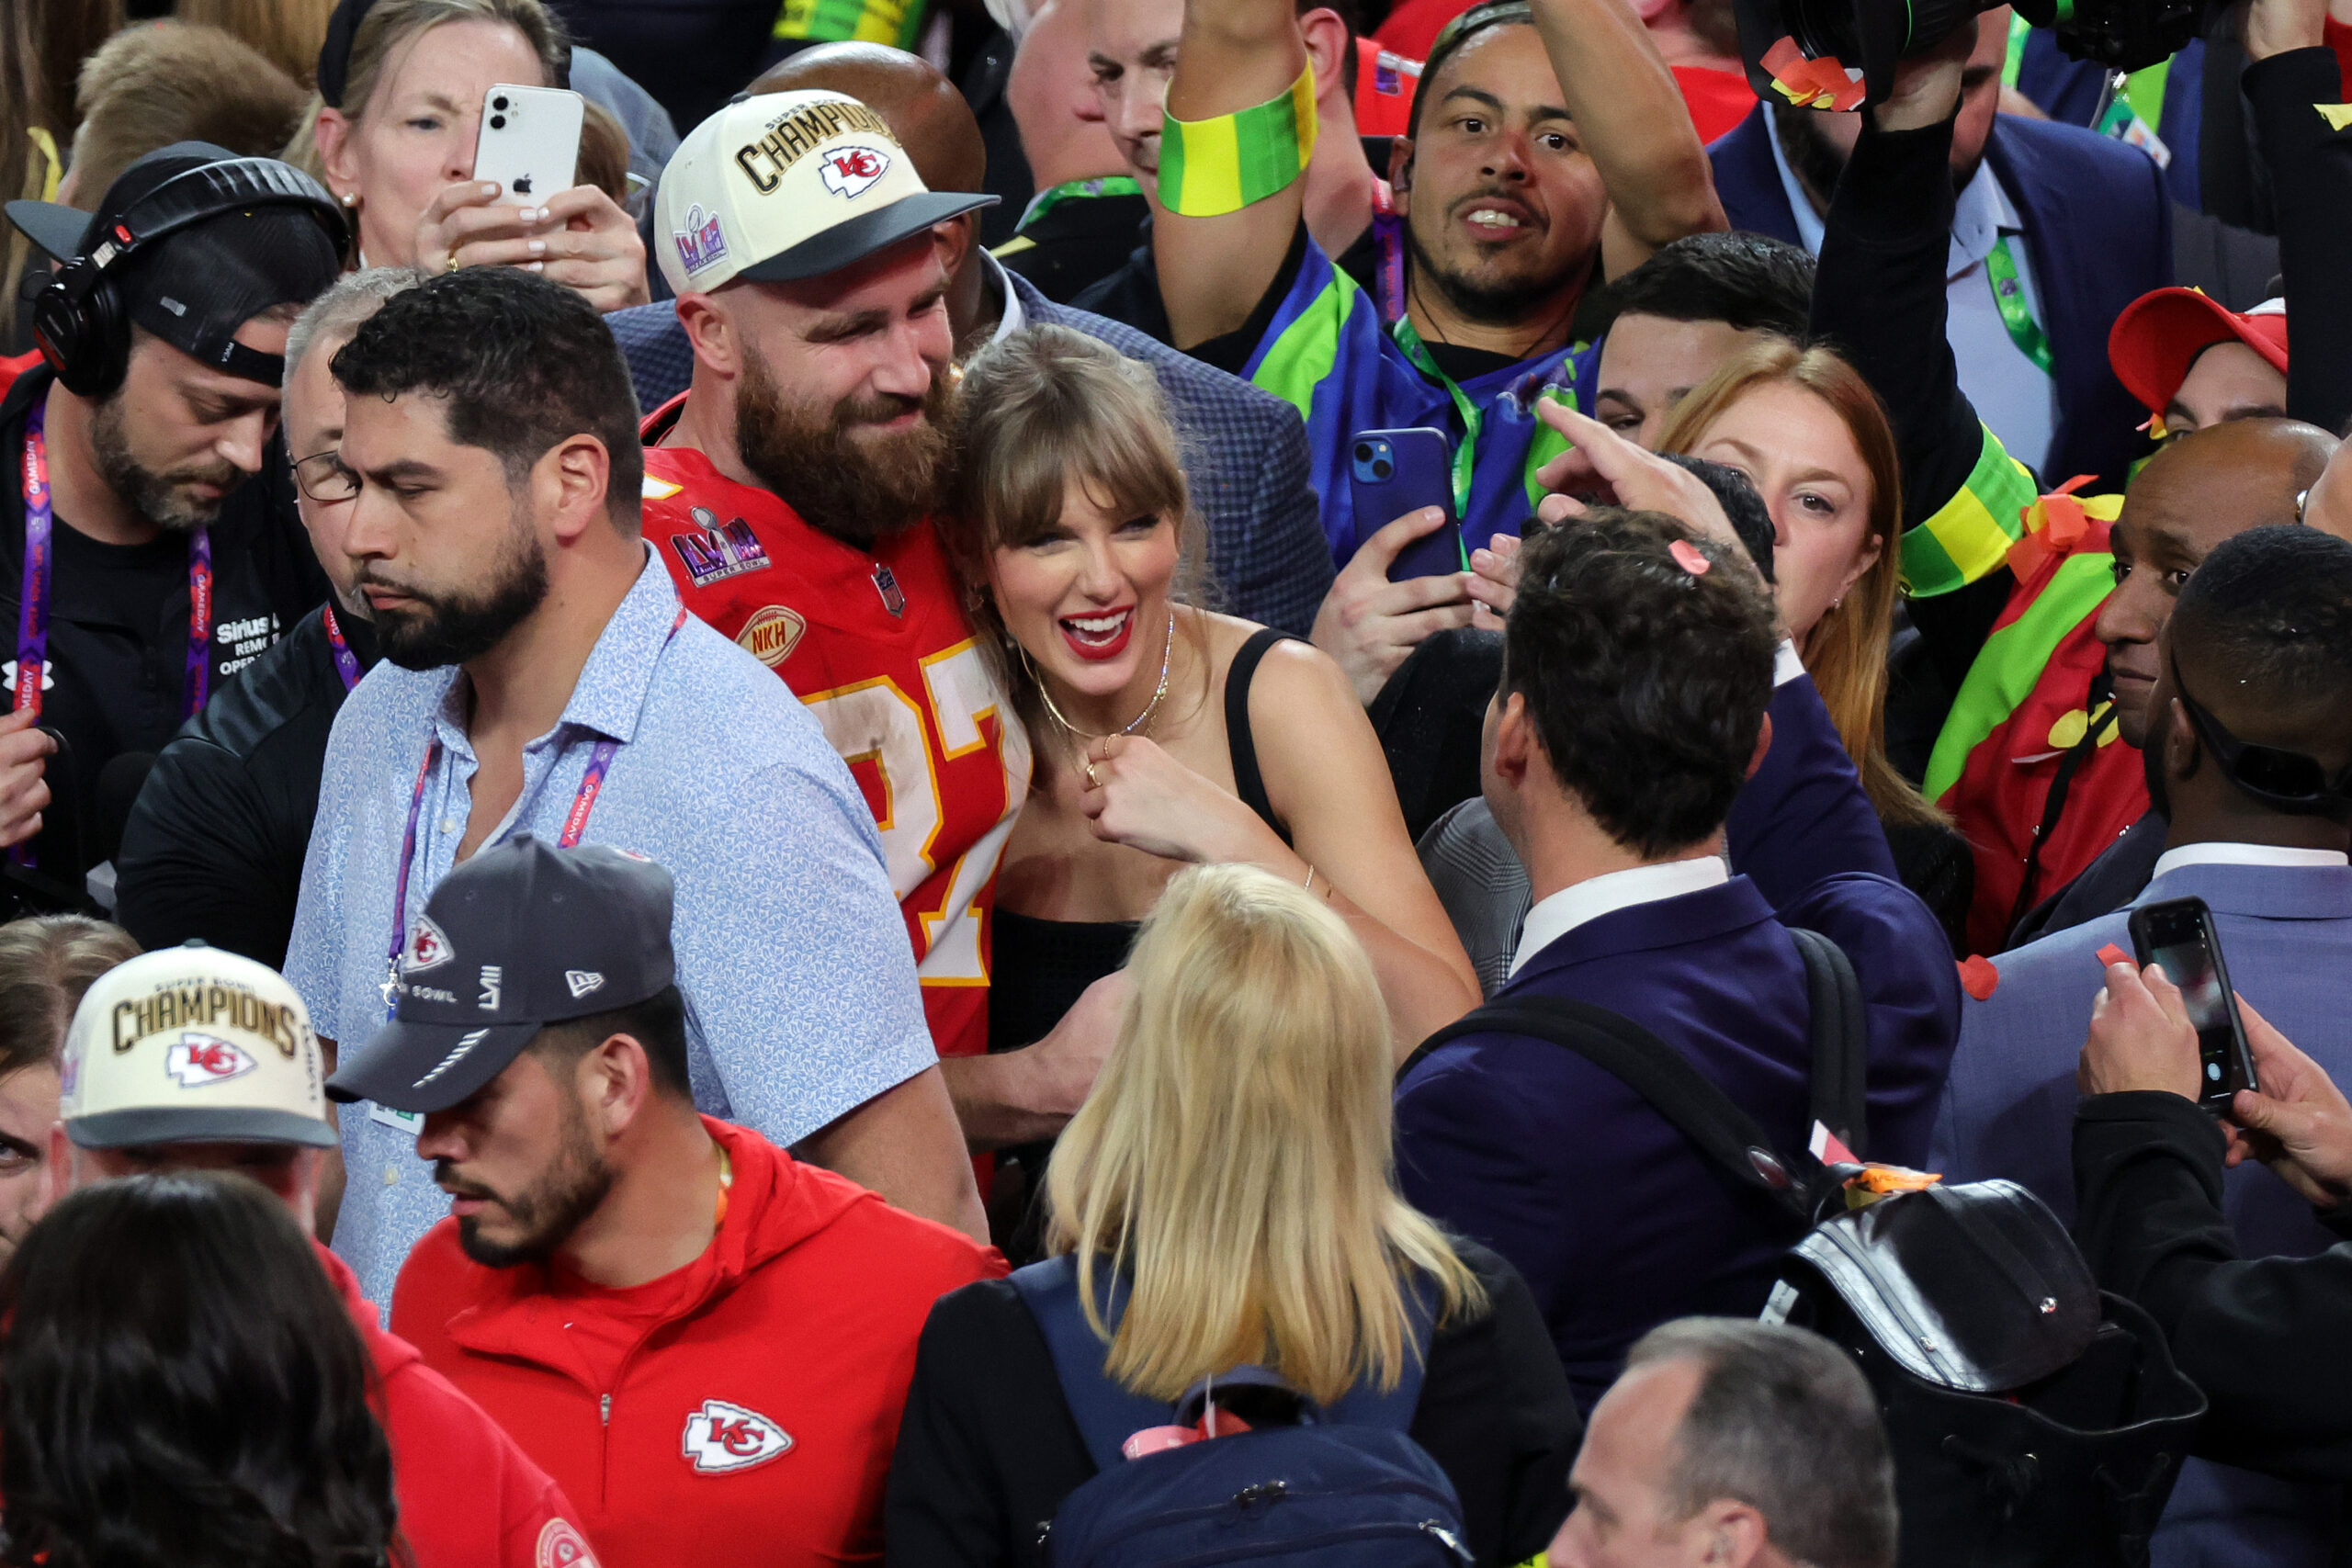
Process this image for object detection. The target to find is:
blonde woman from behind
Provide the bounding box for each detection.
[886,863,1580,1568]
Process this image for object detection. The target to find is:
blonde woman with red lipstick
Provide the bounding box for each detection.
[942,327,1476,1251]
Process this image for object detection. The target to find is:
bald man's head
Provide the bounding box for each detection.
[751,43,989,196]
[2097,418,2339,748]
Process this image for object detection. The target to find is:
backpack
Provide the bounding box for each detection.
[1406,927,2206,1568]
[1009,1254,1473,1568]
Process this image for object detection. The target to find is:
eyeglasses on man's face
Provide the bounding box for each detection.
[294,450,360,504]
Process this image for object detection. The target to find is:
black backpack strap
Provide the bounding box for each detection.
[1788,927,1869,1161]
[1403,998,1813,1221]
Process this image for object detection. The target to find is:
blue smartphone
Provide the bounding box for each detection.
[1348,428,1461,581]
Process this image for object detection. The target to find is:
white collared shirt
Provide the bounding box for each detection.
[1509,855,1732,978]
[983,250,1027,346]
[2151,842,2351,879]
[1762,112,2058,476]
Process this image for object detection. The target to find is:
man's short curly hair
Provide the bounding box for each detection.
[1501,509,1778,856]
[329,266,643,529]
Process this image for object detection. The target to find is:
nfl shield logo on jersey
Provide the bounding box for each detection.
[682,1399,793,1473]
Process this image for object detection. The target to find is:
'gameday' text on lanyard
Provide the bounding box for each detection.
[14,403,214,866]
[378,606,687,1021]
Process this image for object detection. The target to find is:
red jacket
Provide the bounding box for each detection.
[390,1119,1005,1567]
[316,1242,597,1568]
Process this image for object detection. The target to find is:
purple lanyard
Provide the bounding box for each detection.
[15,406,212,868]
[1372,178,1406,326]
[17,405,216,720]
[322,604,361,694]
[379,607,686,1014]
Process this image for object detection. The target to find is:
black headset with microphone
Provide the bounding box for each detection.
[28,156,345,400]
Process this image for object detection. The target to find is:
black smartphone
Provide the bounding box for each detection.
[2127,896,2258,1113]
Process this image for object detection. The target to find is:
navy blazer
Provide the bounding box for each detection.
[2015,31,2204,209]
[1710,107,2170,491]
[602,277,1338,637]
[1930,857,2352,1564]
[1395,680,1960,1409]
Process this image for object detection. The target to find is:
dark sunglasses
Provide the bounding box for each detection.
[2168,650,2352,816]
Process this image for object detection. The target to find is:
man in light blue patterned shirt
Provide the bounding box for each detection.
[286,266,982,1310]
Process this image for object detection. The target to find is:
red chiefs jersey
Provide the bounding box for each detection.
[640,402,1030,1066]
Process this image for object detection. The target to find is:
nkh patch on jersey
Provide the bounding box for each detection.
[642,429,1032,1066]
[682,1398,793,1473]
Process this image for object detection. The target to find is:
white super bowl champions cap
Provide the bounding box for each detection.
[60,942,336,1150]
[654,89,997,297]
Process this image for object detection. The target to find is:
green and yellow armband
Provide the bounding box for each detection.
[1157,64,1318,218]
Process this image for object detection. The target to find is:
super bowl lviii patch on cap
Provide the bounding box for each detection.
[61,942,335,1150]
[653,90,996,297]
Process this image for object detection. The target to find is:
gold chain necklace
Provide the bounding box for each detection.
[1031,608,1177,743]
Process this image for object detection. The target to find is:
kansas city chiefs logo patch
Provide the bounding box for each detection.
[403,916,455,974]
[818,144,890,198]
[165,1033,255,1088]
[682,1399,792,1473]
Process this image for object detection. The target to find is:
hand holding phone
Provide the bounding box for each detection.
[1348,429,1461,581]
[472,85,583,206]
[2127,897,2259,1112]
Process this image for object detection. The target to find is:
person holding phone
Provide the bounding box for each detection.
[289,0,648,312]
[1932,525,2352,1564]
[2072,959,2352,1489]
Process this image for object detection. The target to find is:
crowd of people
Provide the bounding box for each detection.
[0,0,2348,1562]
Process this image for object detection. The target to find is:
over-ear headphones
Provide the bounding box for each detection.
[30,156,345,400]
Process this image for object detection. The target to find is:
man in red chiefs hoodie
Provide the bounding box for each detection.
[46,941,597,1568]
[329,835,1005,1566]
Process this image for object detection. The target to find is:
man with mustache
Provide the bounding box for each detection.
[1148,0,1724,701]
[0,143,345,887]
[284,265,985,1315]
[640,93,1118,1168]
[334,838,1000,1565]
[116,267,418,967]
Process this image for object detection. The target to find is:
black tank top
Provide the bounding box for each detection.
[985,628,1298,1257]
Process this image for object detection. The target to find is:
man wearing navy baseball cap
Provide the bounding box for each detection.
[353,835,1001,1566]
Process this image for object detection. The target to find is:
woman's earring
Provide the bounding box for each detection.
[340,191,359,208]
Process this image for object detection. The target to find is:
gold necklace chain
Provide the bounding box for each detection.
[1032,608,1177,744]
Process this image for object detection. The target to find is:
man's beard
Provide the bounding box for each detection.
[734,341,956,551]
[437,1099,613,1269]
[88,389,243,534]
[360,510,548,671]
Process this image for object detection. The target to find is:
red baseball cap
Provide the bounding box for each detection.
[2108,288,2288,415]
